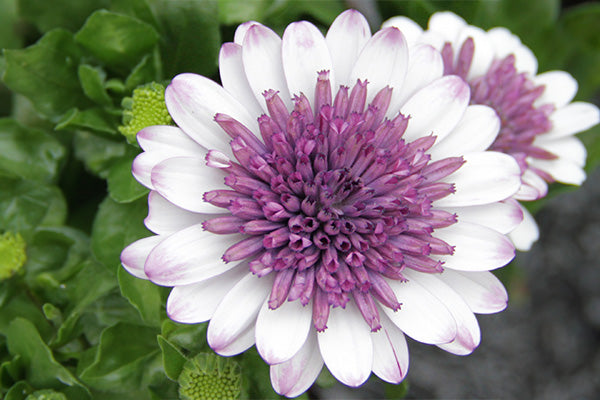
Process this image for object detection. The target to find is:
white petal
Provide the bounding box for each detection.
[217,324,256,357]
[371,313,409,384]
[219,43,264,118]
[433,220,515,271]
[508,203,540,251]
[437,269,508,314]
[400,76,470,143]
[528,157,586,185]
[242,24,292,112]
[120,235,163,280]
[435,151,521,207]
[381,16,424,47]
[145,191,209,235]
[326,9,371,87]
[317,302,373,387]
[256,298,313,364]
[427,11,466,41]
[144,224,244,286]
[441,198,523,235]
[137,125,206,154]
[537,102,600,141]
[456,26,495,80]
[166,264,248,323]
[534,71,578,108]
[282,21,334,103]
[513,168,548,201]
[270,330,324,398]
[384,277,457,344]
[150,156,227,214]
[132,126,207,189]
[429,104,500,161]
[535,136,587,167]
[390,44,443,113]
[165,73,259,155]
[403,269,480,355]
[233,20,260,45]
[349,26,409,105]
[487,27,537,75]
[207,272,274,354]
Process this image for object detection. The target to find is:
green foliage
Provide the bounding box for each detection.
[74,10,160,72]
[0,119,65,182]
[2,29,89,119]
[91,196,149,271]
[0,1,598,399]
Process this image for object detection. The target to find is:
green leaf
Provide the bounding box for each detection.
[73,130,129,178]
[560,3,600,99]
[2,29,90,119]
[5,381,34,400]
[6,318,88,391]
[55,108,119,135]
[107,155,148,203]
[75,10,160,71]
[157,335,187,381]
[161,320,208,355]
[110,0,159,29]
[0,118,65,182]
[17,0,109,32]
[0,0,22,49]
[0,177,67,239]
[118,266,162,326]
[46,254,117,348]
[150,0,220,77]
[78,64,112,106]
[91,196,149,270]
[78,322,160,392]
[0,291,53,340]
[124,51,163,92]
[1,355,24,388]
[217,0,271,25]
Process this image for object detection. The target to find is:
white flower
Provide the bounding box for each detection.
[383,11,600,251]
[122,10,522,397]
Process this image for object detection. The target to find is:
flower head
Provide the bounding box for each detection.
[383,11,600,250]
[122,10,522,397]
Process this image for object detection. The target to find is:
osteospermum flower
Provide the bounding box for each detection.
[121,10,523,397]
[383,11,600,250]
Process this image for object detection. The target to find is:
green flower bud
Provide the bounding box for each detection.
[25,389,67,400]
[0,232,26,281]
[178,353,242,400]
[119,82,173,144]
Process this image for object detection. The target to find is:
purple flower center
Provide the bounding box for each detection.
[202,71,462,332]
[442,38,557,178]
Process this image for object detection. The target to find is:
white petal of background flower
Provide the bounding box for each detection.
[508,204,540,252]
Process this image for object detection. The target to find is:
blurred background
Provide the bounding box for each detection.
[0,0,598,399]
